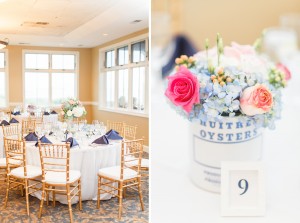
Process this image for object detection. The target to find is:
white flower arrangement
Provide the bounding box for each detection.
[61,98,87,119]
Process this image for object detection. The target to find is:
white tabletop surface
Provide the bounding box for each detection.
[150,48,300,223]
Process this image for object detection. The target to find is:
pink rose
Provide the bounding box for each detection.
[276,63,291,81]
[240,84,273,116]
[224,42,256,60]
[165,66,200,113]
[69,100,75,105]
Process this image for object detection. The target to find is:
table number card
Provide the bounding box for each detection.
[221,161,266,216]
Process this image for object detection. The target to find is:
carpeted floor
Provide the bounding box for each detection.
[0,173,148,223]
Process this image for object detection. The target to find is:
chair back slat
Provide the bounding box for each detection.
[38,143,70,182]
[3,137,26,174]
[22,119,36,135]
[2,124,21,138]
[120,139,144,180]
[107,120,124,137]
[123,124,137,141]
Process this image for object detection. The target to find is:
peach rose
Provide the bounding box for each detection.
[240,84,273,116]
[165,66,200,113]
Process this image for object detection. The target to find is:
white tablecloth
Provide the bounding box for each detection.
[26,140,121,204]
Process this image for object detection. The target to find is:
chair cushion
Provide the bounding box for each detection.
[9,165,42,179]
[98,166,137,180]
[45,170,81,184]
[0,157,23,167]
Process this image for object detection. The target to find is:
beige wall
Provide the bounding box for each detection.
[91,29,149,145]
[6,45,93,122]
[5,29,149,145]
[152,0,300,48]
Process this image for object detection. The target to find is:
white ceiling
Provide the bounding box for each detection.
[0,0,149,48]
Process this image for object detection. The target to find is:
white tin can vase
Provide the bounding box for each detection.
[190,117,263,193]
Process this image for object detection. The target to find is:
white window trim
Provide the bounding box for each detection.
[0,49,9,109]
[98,33,149,117]
[22,50,79,107]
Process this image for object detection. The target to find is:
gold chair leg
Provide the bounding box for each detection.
[39,183,46,218]
[78,180,82,211]
[53,186,56,207]
[20,185,24,196]
[123,184,127,198]
[97,176,101,209]
[46,186,49,206]
[24,180,30,216]
[4,176,10,208]
[118,181,123,220]
[138,177,144,211]
[66,184,73,223]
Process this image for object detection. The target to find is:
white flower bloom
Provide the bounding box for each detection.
[67,110,73,117]
[73,106,84,118]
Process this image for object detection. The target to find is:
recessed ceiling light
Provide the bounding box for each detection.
[131,20,142,24]
[103,33,108,36]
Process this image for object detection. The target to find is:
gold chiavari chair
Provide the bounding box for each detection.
[2,124,21,138]
[21,119,36,135]
[0,125,22,184]
[123,124,137,140]
[97,139,144,219]
[4,137,42,215]
[107,120,125,136]
[38,143,82,223]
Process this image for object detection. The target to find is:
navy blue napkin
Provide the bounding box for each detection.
[9,118,19,124]
[66,137,79,148]
[0,120,10,126]
[24,132,38,141]
[44,111,50,115]
[162,34,197,78]
[35,136,52,146]
[50,110,57,114]
[92,135,109,145]
[106,129,123,140]
[105,129,119,135]
[11,111,21,115]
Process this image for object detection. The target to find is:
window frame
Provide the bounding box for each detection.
[22,50,79,107]
[0,49,9,109]
[98,33,149,117]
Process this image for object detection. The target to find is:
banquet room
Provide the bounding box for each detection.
[0,0,149,222]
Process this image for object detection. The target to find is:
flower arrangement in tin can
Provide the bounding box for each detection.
[61,98,87,119]
[165,34,291,129]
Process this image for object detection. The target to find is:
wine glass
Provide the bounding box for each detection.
[36,125,42,138]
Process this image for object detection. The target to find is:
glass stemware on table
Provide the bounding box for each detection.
[32,120,107,148]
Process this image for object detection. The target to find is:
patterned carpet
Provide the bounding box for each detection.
[0,174,149,223]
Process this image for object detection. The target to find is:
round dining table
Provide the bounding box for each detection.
[25,136,121,204]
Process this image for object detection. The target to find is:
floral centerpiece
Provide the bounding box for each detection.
[61,98,87,120]
[165,34,290,128]
[164,34,291,192]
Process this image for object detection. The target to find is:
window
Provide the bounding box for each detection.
[24,51,78,106]
[0,51,8,108]
[105,50,115,68]
[117,46,128,65]
[131,40,146,63]
[99,35,148,116]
